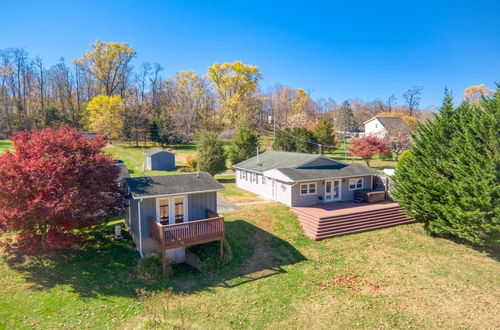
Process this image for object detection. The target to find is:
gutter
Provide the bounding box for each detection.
[137,198,144,258]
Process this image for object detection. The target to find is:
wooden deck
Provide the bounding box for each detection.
[149,212,224,277]
[292,201,414,240]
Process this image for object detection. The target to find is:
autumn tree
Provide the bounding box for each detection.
[196,130,227,176]
[463,84,492,103]
[403,86,424,116]
[349,136,389,166]
[74,40,135,96]
[85,95,125,142]
[228,127,260,165]
[385,126,411,161]
[0,126,120,251]
[207,61,261,127]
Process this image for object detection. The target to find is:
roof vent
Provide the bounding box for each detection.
[256,147,261,166]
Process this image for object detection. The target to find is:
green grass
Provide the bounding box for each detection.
[0,140,13,154]
[1,201,499,328]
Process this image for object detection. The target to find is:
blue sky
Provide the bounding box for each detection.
[1,0,499,107]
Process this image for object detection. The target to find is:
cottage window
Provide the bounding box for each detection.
[255,174,259,184]
[262,176,266,184]
[300,183,317,196]
[242,171,247,181]
[174,197,184,224]
[349,178,363,190]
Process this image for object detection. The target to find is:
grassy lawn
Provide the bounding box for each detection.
[216,174,263,203]
[2,204,498,328]
[0,139,13,153]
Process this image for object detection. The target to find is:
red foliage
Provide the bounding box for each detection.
[349,136,390,166]
[0,126,120,252]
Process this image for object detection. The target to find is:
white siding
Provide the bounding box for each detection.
[364,118,387,138]
[235,169,292,204]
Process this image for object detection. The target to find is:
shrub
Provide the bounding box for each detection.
[186,155,198,169]
[349,136,390,167]
[138,253,167,280]
[189,240,232,275]
[196,130,227,176]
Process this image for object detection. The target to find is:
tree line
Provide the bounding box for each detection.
[0,41,433,143]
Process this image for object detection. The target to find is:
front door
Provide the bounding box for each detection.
[325,179,341,202]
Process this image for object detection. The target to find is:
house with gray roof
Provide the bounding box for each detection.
[144,148,175,171]
[364,116,411,139]
[233,151,380,207]
[124,173,225,274]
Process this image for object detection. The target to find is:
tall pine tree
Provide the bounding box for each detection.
[393,88,499,247]
[336,100,357,133]
[228,127,260,165]
[196,130,227,176]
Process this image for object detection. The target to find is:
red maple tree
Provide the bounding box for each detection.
[349,136,390,167]
[0,126,120,252]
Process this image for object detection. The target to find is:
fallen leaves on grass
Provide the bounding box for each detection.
[318,270,382,296]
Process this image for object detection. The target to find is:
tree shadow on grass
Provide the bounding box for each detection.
[4,219,307,298]
[167,219,307,294]
[216,177,235,184]
[4,224,169,298]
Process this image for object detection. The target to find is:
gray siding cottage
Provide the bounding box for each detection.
[145,148,176,171]
[125,173,225,276]
[233,151,380,207]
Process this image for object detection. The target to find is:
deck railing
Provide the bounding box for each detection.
[149,214,225,250]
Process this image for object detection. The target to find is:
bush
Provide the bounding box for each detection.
[186,155,198,169]
[196,130,227,176]
[228,127,260,165]
[138,253,167,280]
[188,240,232,275]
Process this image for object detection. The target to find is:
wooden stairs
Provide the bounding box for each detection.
[291,203,414,240]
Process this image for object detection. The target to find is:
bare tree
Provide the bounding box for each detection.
[403,86,424,116]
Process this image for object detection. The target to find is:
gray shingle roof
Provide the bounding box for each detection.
[273,163,379,182]
[115,163,130,182]
[144,148,174,156]
[125,173,224,197]
[376,117,410,135]
[233,151,325,172]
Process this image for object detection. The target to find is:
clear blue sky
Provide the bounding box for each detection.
[1,0,499,107]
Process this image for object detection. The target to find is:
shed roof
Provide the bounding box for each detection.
[266,163,379,182]
[125,173,224,198]
[144,148,175,157]
[233,150,329,172]
[115,163,131,182]
[371,117,411,135]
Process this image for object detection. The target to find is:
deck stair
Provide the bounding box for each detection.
[291,203,414,240]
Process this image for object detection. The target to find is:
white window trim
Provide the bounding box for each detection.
[300,182,317,196]
[155,195,189,225]
[348,178,364,191]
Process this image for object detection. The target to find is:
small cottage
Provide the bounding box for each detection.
[144,148,176,171]
[124,173,225,276]
[364,116,410,139]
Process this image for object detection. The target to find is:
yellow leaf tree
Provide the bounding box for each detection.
[85,95,125,142]
[207,61,262,127]
[74,40,135,96]
[463,84,492,103]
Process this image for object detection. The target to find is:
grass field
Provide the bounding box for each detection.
[0,139,13,153]
[1,203,499,329]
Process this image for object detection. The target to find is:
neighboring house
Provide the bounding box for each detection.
[233,151,380,207]
[364,117,410,139]
[144,148,176,171]
[124,173,225,276]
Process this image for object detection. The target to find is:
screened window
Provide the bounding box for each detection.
[349,178,363,190]
[262,176,266,184]
[300,183,317,196]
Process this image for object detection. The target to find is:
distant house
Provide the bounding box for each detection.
[233,151,380,207]
[124,173,225,276]
[144,148,175,171]
[364,117,410,139]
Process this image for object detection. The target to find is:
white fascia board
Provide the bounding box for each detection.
[232,166,264,174]
[363,117,379,124]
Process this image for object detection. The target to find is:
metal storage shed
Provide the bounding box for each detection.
[144,148,176,171]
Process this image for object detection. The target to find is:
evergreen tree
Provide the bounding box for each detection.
[393,88,499,247]
[313,118,337,153]
[149,120,160,144]
[197,130,227,176]
[336,100,357,134]
[229,127,260,165]
[274,127,318,153]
